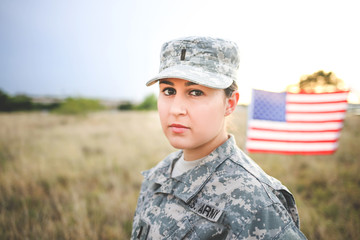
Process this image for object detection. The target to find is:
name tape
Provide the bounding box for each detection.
[187,197,223,222]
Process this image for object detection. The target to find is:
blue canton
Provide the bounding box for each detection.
[251,89,286,122]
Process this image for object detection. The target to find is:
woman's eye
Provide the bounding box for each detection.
[163,88,176,96]
[189,90,204,96]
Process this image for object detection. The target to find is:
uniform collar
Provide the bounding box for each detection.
[146,135,236,204]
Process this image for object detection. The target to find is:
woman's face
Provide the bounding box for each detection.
[158,78,234,160]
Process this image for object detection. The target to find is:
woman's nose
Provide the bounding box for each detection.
[170,95,187,116]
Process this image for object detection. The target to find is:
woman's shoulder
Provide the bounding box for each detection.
[141,150,182,179]
[205,147,293,206]
[206,147,301,227]
[225,147,289,192]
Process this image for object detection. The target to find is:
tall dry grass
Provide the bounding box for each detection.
[0,109,359,239]
[0,111,173,239]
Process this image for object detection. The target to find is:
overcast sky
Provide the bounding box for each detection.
[1,0,359,103]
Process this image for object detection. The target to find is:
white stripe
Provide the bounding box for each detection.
[287,92,348,103]
[248,119,343,131]
[246,140,338,152]
[247,129,340,141]
[287,102,348,112]
[287,112,346,121]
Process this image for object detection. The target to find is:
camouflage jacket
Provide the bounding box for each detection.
[131,136,307,239]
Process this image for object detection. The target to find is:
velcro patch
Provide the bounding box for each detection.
[187,197,223,222]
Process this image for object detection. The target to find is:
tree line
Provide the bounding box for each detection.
[0,89,157,114]
[0,70,345,114]
[0,89,60,112]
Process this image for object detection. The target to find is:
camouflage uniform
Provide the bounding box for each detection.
[131,135,307,239]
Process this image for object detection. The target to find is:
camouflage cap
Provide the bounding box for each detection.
[146,36,240,89]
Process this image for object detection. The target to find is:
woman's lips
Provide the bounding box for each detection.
[169,124,190,134]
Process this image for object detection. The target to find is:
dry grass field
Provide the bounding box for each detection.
[0,109,359,239]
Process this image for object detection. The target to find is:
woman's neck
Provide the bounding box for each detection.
[183,131,229,161]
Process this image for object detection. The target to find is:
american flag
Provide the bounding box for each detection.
[246,89,349,155]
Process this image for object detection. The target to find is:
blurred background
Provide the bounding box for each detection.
[1,0,359,104]
[1,0,359,239]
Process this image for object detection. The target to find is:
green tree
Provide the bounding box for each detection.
[0,89,10,111]
[52,97,105,115]
[118,101,135,111]
[9,94,33,111]
[297,70,345,92]
[136,94,157,110]
[0,89,33,112]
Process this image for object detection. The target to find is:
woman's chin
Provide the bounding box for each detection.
[167,137,190,150]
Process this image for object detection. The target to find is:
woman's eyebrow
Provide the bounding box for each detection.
[159,80,174,86]
[185,82,198,87]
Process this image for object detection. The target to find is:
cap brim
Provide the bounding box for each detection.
[146,65,234,89]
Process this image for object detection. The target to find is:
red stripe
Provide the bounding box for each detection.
[287,100,348,104]
[249,127,342,133]
[287,119,344,123]
[247,149,336,155]
[248,138,338,143]
[287,90,349,95]
[286,110,346,114]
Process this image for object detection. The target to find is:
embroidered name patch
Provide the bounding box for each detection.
[187,197,223,222]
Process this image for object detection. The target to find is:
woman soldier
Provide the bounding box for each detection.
[131,36,307,239]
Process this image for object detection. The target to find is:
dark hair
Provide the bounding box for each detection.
[224,81,238,98]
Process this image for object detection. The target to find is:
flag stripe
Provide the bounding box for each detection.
[249,127,341,133]
[246,89,348,155]
[247,129,340,141]
[287,100,347,104]
[287,110,346,114]
[287,92,349,102]
[246,140,338,151]
[248,138,337,143]
[287,112,346,122]
[286,120,344,123]
[246,149,336,155]
[248,119,343,131]
[287,102,348,112]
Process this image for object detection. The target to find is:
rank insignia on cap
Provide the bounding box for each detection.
[180,48,186,61]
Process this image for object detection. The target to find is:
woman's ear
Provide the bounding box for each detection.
[225,91,240,116]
